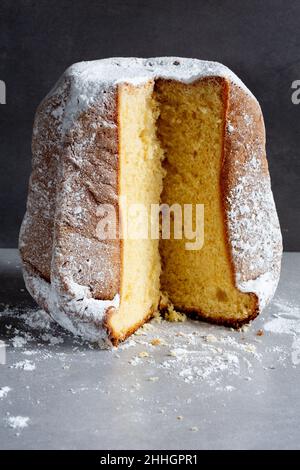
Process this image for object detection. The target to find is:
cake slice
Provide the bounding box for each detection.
[19,58,282,344]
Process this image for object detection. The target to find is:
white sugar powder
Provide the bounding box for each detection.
[6,416,30,430]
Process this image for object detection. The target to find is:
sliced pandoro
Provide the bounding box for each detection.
[19,57,282,345]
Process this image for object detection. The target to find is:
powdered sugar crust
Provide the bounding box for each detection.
[227,153,282,310]
[23,266,119,343]
[52,57,257,134]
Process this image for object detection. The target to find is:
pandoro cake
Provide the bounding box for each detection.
[19,57,282,345]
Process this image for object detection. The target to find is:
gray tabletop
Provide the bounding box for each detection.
[0,249,299,450]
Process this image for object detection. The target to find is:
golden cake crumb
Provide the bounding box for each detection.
[160,292,187,323]
[150,338,163,346]
[165,306,187,323]
[168,349,177,357]
[244,344,256,353]
[159,291,170,309]
[139,351,149,358]
[205,334,218,343]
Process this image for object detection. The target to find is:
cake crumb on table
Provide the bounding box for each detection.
[164,307,187,323]
[138,351,149,358]
[148,376,159,382]
[244,344,257,354]
[150,338,164,346]
[205,334,218,343]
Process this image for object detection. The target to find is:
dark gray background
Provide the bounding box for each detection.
[0,0,299,249]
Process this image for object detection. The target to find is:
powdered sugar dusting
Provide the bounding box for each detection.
[0,386,11,399]
[6,415,30,430]
[264,297,300,365]
[239,271,278,311]
[227,150,282,309]
[0,262,299,450]
[12,336,27,348]
[60,57,256,133]
[23,268,119,343]
[11,360,36,371]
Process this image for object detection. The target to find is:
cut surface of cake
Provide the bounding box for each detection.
[19,57,282,345]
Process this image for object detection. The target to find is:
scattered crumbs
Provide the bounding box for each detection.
[0,292,299,408]
[164,306,187,323]
[11,360,36,371]
[190,426,199,432]
[138,351,149,358]
[148,376,159,382]
[0,386,11,399]
[6,416,30,430]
